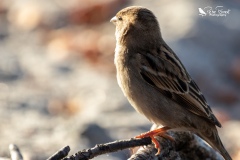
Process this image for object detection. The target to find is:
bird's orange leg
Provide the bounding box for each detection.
[135,126,174,155]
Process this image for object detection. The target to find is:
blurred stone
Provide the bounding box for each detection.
[70,29,115,72]
[46,29,72,62]
[48,99,65,115]
[54,62,73,74]
[7,2,43,31]
[80,123,128,159]
[45,28,115,65]
[66,98,82,115]
[47,98,81,116]
[0,6,9,40]
[0,0,9,14]
[71,29,100,63]
[68,0,126,25]
[211,86,239,105]
[0,56,23,81]
[81,123,113,146]
[229,57,240,83]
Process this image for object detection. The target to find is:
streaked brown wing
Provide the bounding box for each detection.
[139,44,221,127]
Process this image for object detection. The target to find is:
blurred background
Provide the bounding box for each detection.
[0,0,240,159]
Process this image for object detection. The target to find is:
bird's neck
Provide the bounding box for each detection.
[124,28,162,51]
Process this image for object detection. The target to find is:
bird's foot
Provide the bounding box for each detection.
[135,126,174,155]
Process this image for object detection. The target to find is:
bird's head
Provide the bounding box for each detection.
[110,6,162,48]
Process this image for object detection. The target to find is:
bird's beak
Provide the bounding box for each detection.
[110,16,117,24]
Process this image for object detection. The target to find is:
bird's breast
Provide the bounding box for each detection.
[114,51,148,114]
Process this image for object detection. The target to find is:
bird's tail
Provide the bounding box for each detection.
[199,127,232,160]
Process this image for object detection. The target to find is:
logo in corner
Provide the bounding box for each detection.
[198,8,207,16]
[198,6,230,17]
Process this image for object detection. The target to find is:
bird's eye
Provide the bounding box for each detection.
[118,17,123,21]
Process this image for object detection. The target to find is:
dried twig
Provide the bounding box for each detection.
[9,144,23,160]
[62,131,222,160]
[4,131,223,160]
[47,146,71,160]
[63,137,152,160]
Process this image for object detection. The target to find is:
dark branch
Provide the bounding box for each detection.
[7,131,223,160]
[62,131,222,160]
[62,137,152,160]
[47,146,71,160]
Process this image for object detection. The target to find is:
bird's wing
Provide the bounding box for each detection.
[139,44,221,127]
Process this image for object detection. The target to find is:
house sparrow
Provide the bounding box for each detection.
[110,6,232,160]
